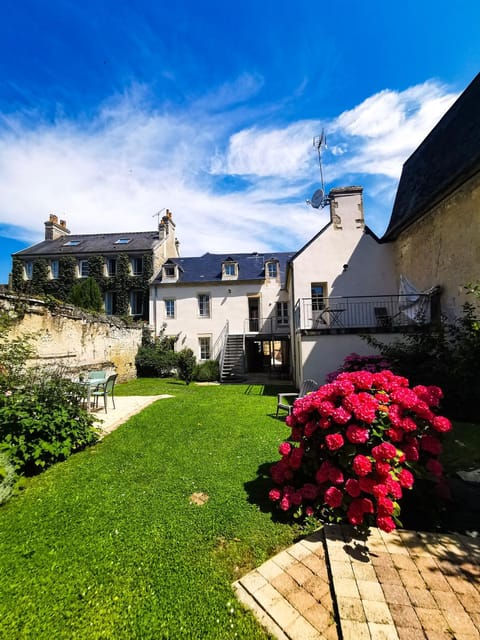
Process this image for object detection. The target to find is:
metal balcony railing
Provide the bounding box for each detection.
[294,295,433,331]
[243,316,290,336]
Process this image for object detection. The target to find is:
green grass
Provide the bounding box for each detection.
[0,379,297,639]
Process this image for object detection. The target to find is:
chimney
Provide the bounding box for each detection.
[159,208,176,241]
[328,187,365,232]
[175,238,180,256]
[44,214,70,241]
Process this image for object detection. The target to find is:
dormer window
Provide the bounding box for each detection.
[222,258,238,279]
[266,260,278,279]
[162,261,178,281]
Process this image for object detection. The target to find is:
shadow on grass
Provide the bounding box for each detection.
[244,384,295,397]
[244,462,291,524]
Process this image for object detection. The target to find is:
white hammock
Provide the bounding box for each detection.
[399,274,438,323]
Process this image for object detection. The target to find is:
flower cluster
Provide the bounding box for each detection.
[269,370,452,533]
[326,353,391,383]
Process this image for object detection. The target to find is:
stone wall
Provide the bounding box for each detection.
[392,172,480,318]
[0,294,142,382]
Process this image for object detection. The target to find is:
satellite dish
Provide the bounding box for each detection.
[310,188,324,209]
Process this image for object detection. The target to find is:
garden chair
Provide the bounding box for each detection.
[91,374,117,413]
[276,378,318,417]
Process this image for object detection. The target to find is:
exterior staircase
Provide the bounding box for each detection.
[220,334,245,381]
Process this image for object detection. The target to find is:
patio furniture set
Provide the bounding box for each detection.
[76,371,117,413]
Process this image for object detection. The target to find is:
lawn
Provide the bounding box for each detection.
[0,379,298,639]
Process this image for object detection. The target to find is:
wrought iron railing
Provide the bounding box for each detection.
[295,294,433,331]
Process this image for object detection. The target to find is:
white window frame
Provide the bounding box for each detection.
[222,261,238,278]
[267,261,278,278]
[311,282,327,312]
[198,336,211,361]
[131,256,143,276]
[276,301,289,326]
[79,260,89,278]
[163,263,177,279]
[24,261,33,280]
[50,260,59,279]
[106,258,117,277]
[164,298,175,319]
[197,293,211,318]
[130,290,143,316]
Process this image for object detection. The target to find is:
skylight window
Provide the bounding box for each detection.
[115,238,131,244]
[63,240,81,246]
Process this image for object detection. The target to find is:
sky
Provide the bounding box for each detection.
[0,1,479,283]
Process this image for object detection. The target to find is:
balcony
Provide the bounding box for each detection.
[243,316,290,336]
[295,294,434,332]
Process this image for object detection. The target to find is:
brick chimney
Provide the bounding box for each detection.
[328,187,365,232]
[158,209,175,241]
[44,214,70,241]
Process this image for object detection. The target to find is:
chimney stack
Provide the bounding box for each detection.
[44,214,71,241]
[159,208,175,241]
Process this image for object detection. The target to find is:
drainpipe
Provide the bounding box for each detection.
[290,261,298,385]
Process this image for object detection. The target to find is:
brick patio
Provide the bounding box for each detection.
[233,524,480,639]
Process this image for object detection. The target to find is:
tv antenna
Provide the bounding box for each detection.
[152,207,166,224]
[306,130,330,209]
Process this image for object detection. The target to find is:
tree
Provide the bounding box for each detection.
[69,277,103,312]
[177,349,196,385]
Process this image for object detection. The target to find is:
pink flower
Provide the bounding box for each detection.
[330,406,352,424]
[403,443,419,462]
[345,478,361,497]
[279,442,291,456]
[371,442,397,461]
[325,433,344,451]
[432,416,452,433]
[420,434,442,455]
[398,469,414,489]
[304,421,317,437]
[426,458,443,477]
[377,496,394,516]
[385,477,402,499]
[268,488,281,501]
[372,483,389,499]
[352,455,372,476]
[324,486,343,508]
[377,516,396,533]
[301,483,318,500]
[280,496,291,511]
[305,506,314,517]
[346,424,370,444]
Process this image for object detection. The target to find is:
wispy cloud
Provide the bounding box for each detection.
[0,78,458,264]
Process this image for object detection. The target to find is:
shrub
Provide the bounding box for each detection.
[193,360,219,382]
[135,345,177,377]
[269,370,452,533]
[69,276,103,312]
[326,353,391,382]
[364,302,480,421]
[177,348,196,385]
[0,370,99,476]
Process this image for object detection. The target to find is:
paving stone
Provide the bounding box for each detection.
[362,599,395,624]
[336,596,366,622]
[388,604,422,629]
[271,572,299,597]
[303,553,329,579]
[253,583,284,609]
[288,544,314,562]
[232,582,290,640]
[284,614,323,640]
[240,570,268,593]
[374,565,403,585]
[431,588,465,611]
[414,607,449,632]
[381,583,411,605]
[446,574,480,596]
[273,550,298,571]
[352,561,378,582]
[367,621,400,639]
[398,568,426,589]
[407,587,437,609]
[341,619,371,640]
[332,577,360,598]
[330,560,355,579]
[424,631,459,640]
[257,560,284,581]
[396,627,426,640]
[263,593,300,629]
[303,603,336,633]
[286,588,318,614]
[442,607,479,635]
[287,561,315,586]
[303,575,331,601]
[301,535,326,556]
[356,579,386,602]
[419,569,452,591]
[391,553,418,571]
[461,592,480,613]
[370,552,395,567]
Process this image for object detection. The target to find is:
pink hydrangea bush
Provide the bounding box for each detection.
[269,370,452,533]
[326,352,391,383]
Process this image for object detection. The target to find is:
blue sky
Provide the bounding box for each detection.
[0,0,479,282]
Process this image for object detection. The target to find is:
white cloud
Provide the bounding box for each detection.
[0,77,459,277]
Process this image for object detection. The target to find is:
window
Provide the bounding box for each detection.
[311,283,327,311]
[130,291,143,316]
[198,294,210,318]
[24,261,33,280]
[164,299,175,318]
[163,263,176,278]
[63,240,81,247]
[107,258,117,277]
[105,291,118,315]
[199,336,211,360]
[276,301,289,326]
[79,260,89,278]
[115,238,131,245]
[267,261,278,278]
[131,257,143,276]
[222,259,238,278]
[50,260,59,279]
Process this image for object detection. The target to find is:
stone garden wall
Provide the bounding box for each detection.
[0,293,142,382]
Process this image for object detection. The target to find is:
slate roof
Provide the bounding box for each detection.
[383,73,480,240]
[13,230,160,257]
[152,251,295,286]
